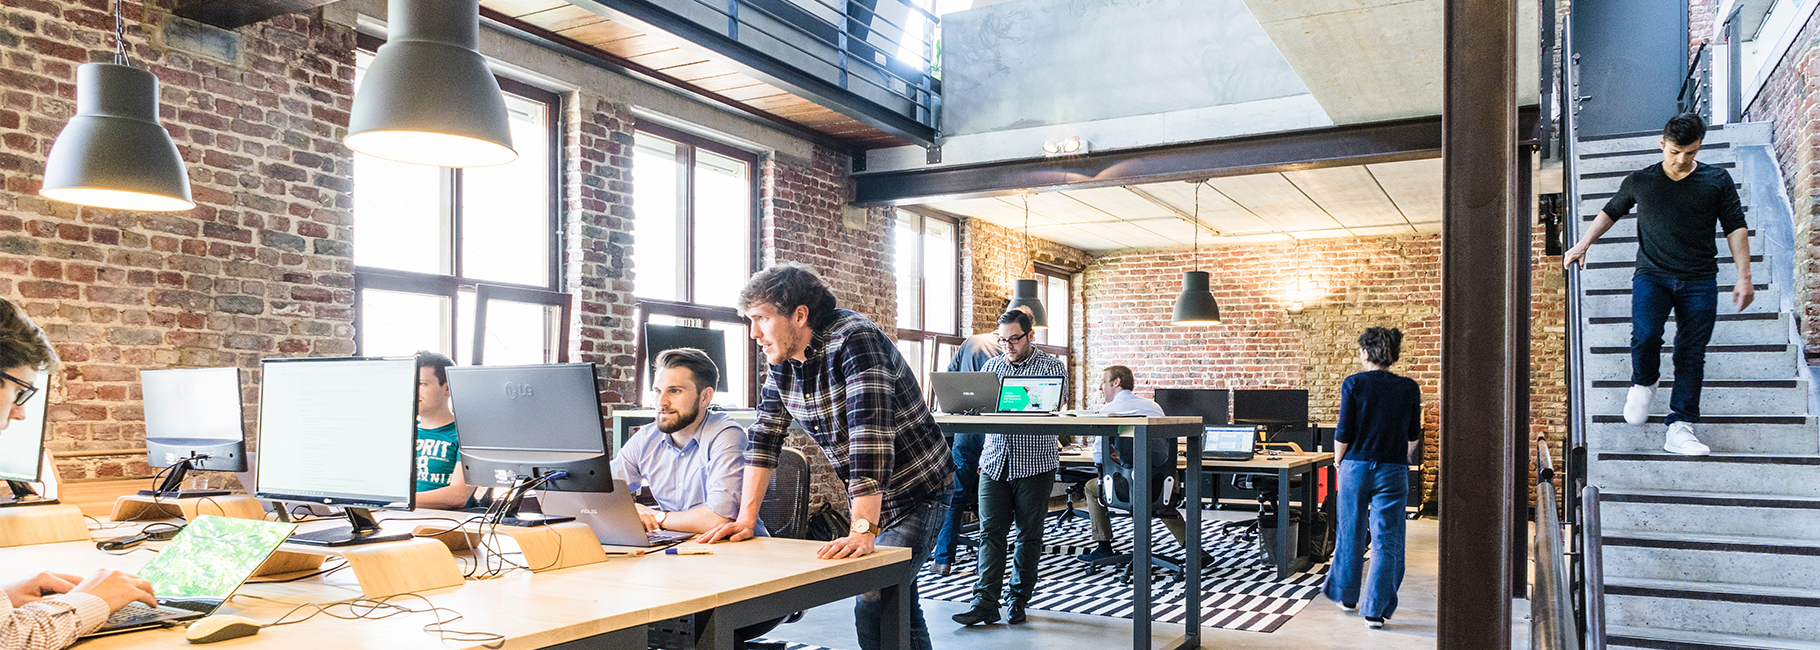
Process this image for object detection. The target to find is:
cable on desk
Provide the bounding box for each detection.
[261,592,504,648]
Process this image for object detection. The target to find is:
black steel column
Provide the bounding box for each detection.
[1441,0,1517,647]
[1511,144,1535,599]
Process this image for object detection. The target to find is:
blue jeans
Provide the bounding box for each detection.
[1323,459,1408,619]
[1630,273,1718,426]
[856,486,951,650]
[931,433,983,565]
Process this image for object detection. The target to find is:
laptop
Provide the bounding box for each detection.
[537,480,698,548]
[985,375,1066,416]
[930,372,1001,415]
[1203,426,1260,461]
[80,515,297,637]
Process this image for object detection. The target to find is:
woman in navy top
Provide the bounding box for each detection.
[1322,327,1423,629]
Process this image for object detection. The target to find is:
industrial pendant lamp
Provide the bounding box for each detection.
[345,0,516,168]
[1171,181,1221,325]
[1005,193,1048,328]
[40,0,194,212]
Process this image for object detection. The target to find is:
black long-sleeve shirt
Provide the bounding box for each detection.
[1333,370,1423,465]
[1601,162,1748,280]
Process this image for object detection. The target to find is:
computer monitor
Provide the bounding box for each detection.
[1232,389,1309,426]
[0,370,52,506]
[446,363,614,527]
[998,376,1065,413]
[1154,388,1230,426]
[254,357,418,546]
[141,367,248,499]
[643,323,729,391]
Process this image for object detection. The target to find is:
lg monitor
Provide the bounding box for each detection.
[141,367,248,499]
[1154,388,1231,426]
[1232,389,1310,426]
[446,363,614,527]
[642,323,729,392]
[0,370,52,506]
[254,357,418,546]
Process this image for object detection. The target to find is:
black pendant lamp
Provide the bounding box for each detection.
[1172,181,1221,325]
[1006,194,1048,328]
[345,0,516,168]
[40,0,193,212]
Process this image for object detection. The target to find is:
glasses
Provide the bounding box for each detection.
[0,372,36,407]
[996,332,1029,346]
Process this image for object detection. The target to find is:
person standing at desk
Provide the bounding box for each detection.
[1323,327,1423,630]
[413,351,476,510]
[1077,366,1208,566]
[953,309,1067,627]
[701,263,953,650]
[613,347,759,535]
[930,330,1002,576]
[0,298,160,649]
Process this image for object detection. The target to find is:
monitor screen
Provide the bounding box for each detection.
[142,368,246,471]
[1232,389,1309,425]
[643,323,729,391]
[0,371,48,483]
[447,363,614,492]
[1154,388,1230,426]
[1204,426,1258,454]
[998,376,1064,413]
[253,358,417,509]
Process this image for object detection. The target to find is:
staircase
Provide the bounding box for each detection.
[1573,122,1820,649]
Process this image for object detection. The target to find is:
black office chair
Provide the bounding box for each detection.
[1048,464,1097,532]
[1221,442,1306,565]
[1084,437,1189,584]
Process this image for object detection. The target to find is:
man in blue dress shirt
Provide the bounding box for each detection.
[613,347,760,535]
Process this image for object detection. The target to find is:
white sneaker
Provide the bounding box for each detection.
[1663,422,1711,456]
[1335,600,1357,613]
[1623,383,1657,425]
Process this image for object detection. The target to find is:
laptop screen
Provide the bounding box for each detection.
[998,376,1064,413]
[1204,426,1258,454]
[135,515,297,602]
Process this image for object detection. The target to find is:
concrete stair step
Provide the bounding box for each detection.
[1583,285,1781,319]
[1608,625,1820,650]
[1580,258,1767,291]
[1583,343,1798,380]
[1575,122,1770,155]
[1600,493,1820,555]
[1586,380,1808,415]
[1582,312,1791,347]
[1590,452,1820,497]
[1576,144,1737,175]
[1602,534,1820,592]
[1586,418,1820,454]
[1604,577,1820,641]
[1579,160,1740,195]
[1583,232,1758,265]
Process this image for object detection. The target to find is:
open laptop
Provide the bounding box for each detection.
[537,480,697,548]
[1202,426,1260,461]
[983,375,1065,416]
[930,372,1000,415]
[80,515,297,637]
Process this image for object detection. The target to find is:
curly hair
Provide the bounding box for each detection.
[0,298,56,372]
[1358,327,1403,368]
[738,263,838,327]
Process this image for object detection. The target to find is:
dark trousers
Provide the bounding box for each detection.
[932,433,984,565]
[970,471,1053,609]
[1630,273,1718,426]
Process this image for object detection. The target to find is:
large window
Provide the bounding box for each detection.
[892,209,960,396]
[1032,265,1071,347]
[351,40,568,364]
[632,123,760,406]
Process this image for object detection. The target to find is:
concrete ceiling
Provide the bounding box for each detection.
[916,158,1441,252]
[1239,0,1540,123]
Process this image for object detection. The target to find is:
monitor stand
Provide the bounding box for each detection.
[138,457,230,499]
[288,507,411,547]
[494,477,574,527]
[0,479,57,507]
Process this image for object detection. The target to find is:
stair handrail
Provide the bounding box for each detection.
[1532,438,1578,650]
[1581,484,1606,650]
[1559,10,1600,646]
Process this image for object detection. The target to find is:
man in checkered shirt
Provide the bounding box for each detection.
[953,308,1067,627]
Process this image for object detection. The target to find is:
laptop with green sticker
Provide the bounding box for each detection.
[81,515,297,637]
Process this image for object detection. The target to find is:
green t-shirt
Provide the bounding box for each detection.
[416,422,459,493]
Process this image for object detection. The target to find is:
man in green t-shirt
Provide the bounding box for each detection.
[414,351,474,510]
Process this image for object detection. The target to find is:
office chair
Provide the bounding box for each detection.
[1083,437,1190,585]
[1048,463,1097,532]
[1220,442,1305,565]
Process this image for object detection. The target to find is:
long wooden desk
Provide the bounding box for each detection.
[3,514,914,650]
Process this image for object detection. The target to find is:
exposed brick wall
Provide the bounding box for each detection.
[1531,229,1568,506]
[1743,5,1820,359]
[0,2,358,480]
[563,95,637,410]
[959,216,1092,336]
[1690,0,1719,58]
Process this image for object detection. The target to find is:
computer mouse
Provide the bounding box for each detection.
[184,615,261,644]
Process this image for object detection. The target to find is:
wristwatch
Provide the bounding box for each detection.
[656,510,670,530]
[850,517,881,536]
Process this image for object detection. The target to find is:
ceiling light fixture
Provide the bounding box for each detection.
[1005,193,1048,329]
[345,0,516,168]
[1040,137,1085,157]
[40,0,194,212]
[1172,181,1221,325]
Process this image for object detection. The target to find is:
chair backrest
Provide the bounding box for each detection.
[1099,439,1179,515]
[759,447,810,539]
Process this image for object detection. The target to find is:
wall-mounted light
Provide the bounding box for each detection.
[1041,137,1084,156]
[345,0,516,168]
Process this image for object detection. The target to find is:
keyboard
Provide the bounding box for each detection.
[649,530,696,544]
[103,602,187,628]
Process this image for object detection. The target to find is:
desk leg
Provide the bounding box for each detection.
[1299,466,1315,570]
[1276,467,1291,580]
[1184,433,1203,647]
[554,625,646,650]
[1132,426,1152,648]
[696,610,736,650]
[879,573,909,650]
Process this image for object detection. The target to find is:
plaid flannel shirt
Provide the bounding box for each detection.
[0,592,108,650]
[746,309,953,528]
[979,348,1068,481]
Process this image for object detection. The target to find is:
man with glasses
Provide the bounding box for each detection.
[0,298,161,650]
[953,309,1067,627]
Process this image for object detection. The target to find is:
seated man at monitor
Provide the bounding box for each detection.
[414,351,475,510]
[612,348,762,535]
[1078,366,1209,565]
[0,298,159,648]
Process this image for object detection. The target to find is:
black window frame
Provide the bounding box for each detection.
[891,207,962,401]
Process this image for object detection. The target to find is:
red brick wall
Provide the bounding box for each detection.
[959,217,1092,335]
[1742,6,1820,359]
[563,96,638,409]
[0,2,359,480]
[760,146,893,335]
[1690,0,1719,58]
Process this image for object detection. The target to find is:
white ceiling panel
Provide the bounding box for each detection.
[1125,180,1274,235]
[1367,158,1443,224]
[1206,174,1344,232]
[1214,232,1296,245]
[1023,192,1121,224]
[1287,228,1357,241]
[1282,166,1409,228]
[1347,224,1420,237]
[1023,225,1131,252]
[1120,218,1203,247]
[1062,187,1181,221]
[1070,221,1183,249]
[920,197,1067,229]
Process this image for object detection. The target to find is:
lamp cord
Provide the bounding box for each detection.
[1022,193,1032,276]
[1192,182,1200,272]
[112,0,130,67]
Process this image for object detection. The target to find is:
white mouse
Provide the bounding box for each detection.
[184,614,261,644]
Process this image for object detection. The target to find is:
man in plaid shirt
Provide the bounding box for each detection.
[701,264,953,650]
[954,308,1067,627]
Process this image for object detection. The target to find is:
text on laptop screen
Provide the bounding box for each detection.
[998,376,1064,412]
[1204,427,1257,454]
[135,515,297,600]
[0,370,47,482]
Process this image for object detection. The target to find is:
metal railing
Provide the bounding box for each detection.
[1533,440,1578,650]
[1581,485,1607,650]
[1678,41,1712,120]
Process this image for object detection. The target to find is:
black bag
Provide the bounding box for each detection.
[806,503,851,542]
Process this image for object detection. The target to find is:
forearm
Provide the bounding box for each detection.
[849,494,882,527]
[1574,212,1617,247]
[2,596,105,650]
[416,483,474,510]
[1408,439,1422,463]
[1728,229,1752,281]
[734,466,773,525]
[658,505,733,534]
[1334,441,1349,463]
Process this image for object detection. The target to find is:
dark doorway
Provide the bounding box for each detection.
[1571,0,1690,137]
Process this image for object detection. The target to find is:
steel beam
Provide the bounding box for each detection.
[174,0,338,30]
[1440,0,1517,649]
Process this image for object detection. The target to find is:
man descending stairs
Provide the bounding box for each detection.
[1570,118,1820,649]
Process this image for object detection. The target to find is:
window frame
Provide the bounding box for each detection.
[1032,263,1072,354]
[632,121,762,306]
[890,208,962,403]
[635,298,760,407]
